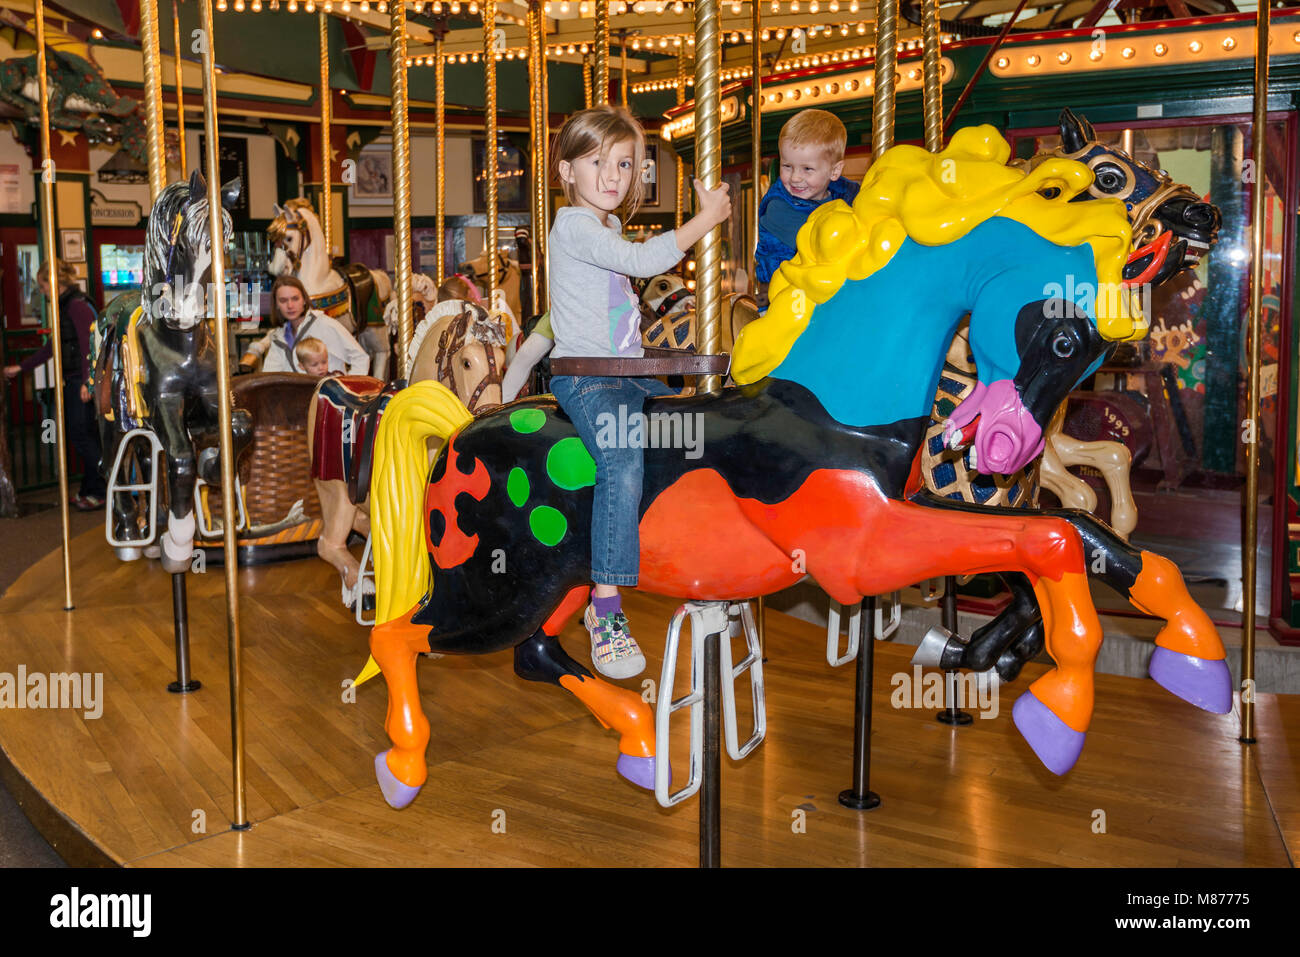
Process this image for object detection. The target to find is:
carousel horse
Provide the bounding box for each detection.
[309,298,508,613]
[638,273,759,356]
[360,126,1229,809]
[917,107,1222,682]
[267,198,393,376]
[95,171,254,571]
[461,246,522,341]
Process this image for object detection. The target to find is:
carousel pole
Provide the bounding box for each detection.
[319,10,333,259]
[674,51,686,229]
[528,0,549,315]
[872,0,898,156]
[390,0,414,372]
[749,0,760,279]
[435,24,446,285]
[593,0,609,106]
[33,0,72,612]
[693,0,722,396]
[1240,0,1271,746]
[141,0,168,200]
[172,0,188,177]
[583,54,593,109]
[197,0,248,830]
[538,8,550,312]
[619,29,629,108]
[483,0,499,306]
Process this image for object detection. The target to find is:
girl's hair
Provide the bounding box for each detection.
[269,275,312,326]
[36,260,78,287]
[550,105,647,222]
[438,275,480,303]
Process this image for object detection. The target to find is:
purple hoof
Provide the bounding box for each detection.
[616,753,656,791]
[1149,646,1232,714]
[374,751,422,809]
[1013,691,1086,776]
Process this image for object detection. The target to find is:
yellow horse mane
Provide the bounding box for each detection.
[732,125,1146,384]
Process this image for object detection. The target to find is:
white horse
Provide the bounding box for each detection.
[268,198,393,377]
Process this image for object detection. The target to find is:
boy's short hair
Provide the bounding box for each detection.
[294,336,328,364]
[777,109,848,163]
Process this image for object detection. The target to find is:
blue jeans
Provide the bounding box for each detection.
[550,375,676,585]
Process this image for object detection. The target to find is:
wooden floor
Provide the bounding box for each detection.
[1,527,1296,867]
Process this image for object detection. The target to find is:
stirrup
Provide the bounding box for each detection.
[105,428,164,548]
[826,592,901,667]
[195,474,249,538]
[654,600,766,808]
[353,535,376,626]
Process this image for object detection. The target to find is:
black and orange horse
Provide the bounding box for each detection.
[362,128,1231,809]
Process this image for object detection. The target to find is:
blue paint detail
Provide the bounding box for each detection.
[938,376,966,396]
[928,434,947,456]
[770,217,1103,428]
[933,461,957,487]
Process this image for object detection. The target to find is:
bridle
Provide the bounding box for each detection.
[434,305,505,411]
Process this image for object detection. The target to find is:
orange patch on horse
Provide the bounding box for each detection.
[424,436,491,569]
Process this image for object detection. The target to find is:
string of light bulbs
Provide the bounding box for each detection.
[211,0,872,15]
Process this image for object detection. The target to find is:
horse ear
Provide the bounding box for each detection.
[188,169,205,202]
[272,202,285,217]
[220,178,242,209]
[1059,108,1091,154]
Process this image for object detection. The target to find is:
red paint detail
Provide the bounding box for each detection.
[341,21,377,89]
[904,448,924,499]
[640,469,1085,604]
[1122,230,1172,287]
[424,436,490,569]
[544,586,590,637]
[116,0,140,36]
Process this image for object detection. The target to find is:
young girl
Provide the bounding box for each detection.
[548,105,731,680]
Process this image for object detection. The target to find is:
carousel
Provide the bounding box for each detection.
[0,0,1297,870]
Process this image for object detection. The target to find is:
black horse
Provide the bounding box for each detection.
[95,171,253,572]
[917,108,1223,681]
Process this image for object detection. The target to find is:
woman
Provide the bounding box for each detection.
[3,262,106,510]
[241,275,370,375]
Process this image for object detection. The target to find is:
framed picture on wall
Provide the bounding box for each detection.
[472,136,529,213]
[640,142,660,208]
[350,140,394,206]
[60,229,85,263]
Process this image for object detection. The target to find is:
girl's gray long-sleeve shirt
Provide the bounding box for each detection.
[547,206,684,359]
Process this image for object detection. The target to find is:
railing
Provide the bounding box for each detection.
[2,329,82,494]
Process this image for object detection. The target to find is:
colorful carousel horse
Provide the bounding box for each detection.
[95,171,253,571]
[360,126,1229,809]
[309,299,508,615]
[916,108,1222,681]
[267,198,393,376]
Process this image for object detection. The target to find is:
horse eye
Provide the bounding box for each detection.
[1052,333,1075,359]
[1095,168,1123,191]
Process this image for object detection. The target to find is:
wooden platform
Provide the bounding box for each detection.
[1,528,1296,867]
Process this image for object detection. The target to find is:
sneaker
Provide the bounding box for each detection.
[72,494,102,511]
[584,603,646,680]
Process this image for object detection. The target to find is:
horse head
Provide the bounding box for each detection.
[408,300,507,413]
[1052,108,1221,286]
[142,170,240,330]
[641,273,695,321]
[267,197,317,278]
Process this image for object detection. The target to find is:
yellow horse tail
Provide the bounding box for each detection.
[353,380,473,687]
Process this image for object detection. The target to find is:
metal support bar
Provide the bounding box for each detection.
[168,572,201,694]
[936,575,972,725]
[839,594,881,810]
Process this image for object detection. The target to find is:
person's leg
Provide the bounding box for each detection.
[64,382,106,500]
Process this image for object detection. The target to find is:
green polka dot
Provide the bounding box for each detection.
[546,437,596,490]
[529,506,567,546]
[510,408,546,433]
[507,468,530,508]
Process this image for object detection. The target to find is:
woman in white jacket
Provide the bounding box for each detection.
[245,275,371,375]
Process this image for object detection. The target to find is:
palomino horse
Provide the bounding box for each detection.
[916,108,1222,681]
[267,198,393,376]
[309,299,508,613]
[95,172,253,571]
[362,127,1229,809]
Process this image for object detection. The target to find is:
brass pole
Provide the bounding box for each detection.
[435,30,446,284]
[320,11,333,259]
[619,29,629,108]
[749,1,761,279]
[172,0,187,177]
[583,54,593,109]
[872,0,898,155]
[140,0,167,201]
[33,1,72,612]
[537,6,549,314]
[593,0,609,106]
[1241,0,1270,745]
[528,1,547,315]
[920,0,942,152]
[693,0,721,394]
[675,52,686,229]
[390,0,414,372]
[483,0,499,306]
[197,0,246,829]
[528,5,539,316]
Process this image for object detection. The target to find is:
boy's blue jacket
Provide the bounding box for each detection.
[754,176,861,283]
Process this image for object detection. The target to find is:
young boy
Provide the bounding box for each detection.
[294,336,332,377]
[754,109,860,289]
